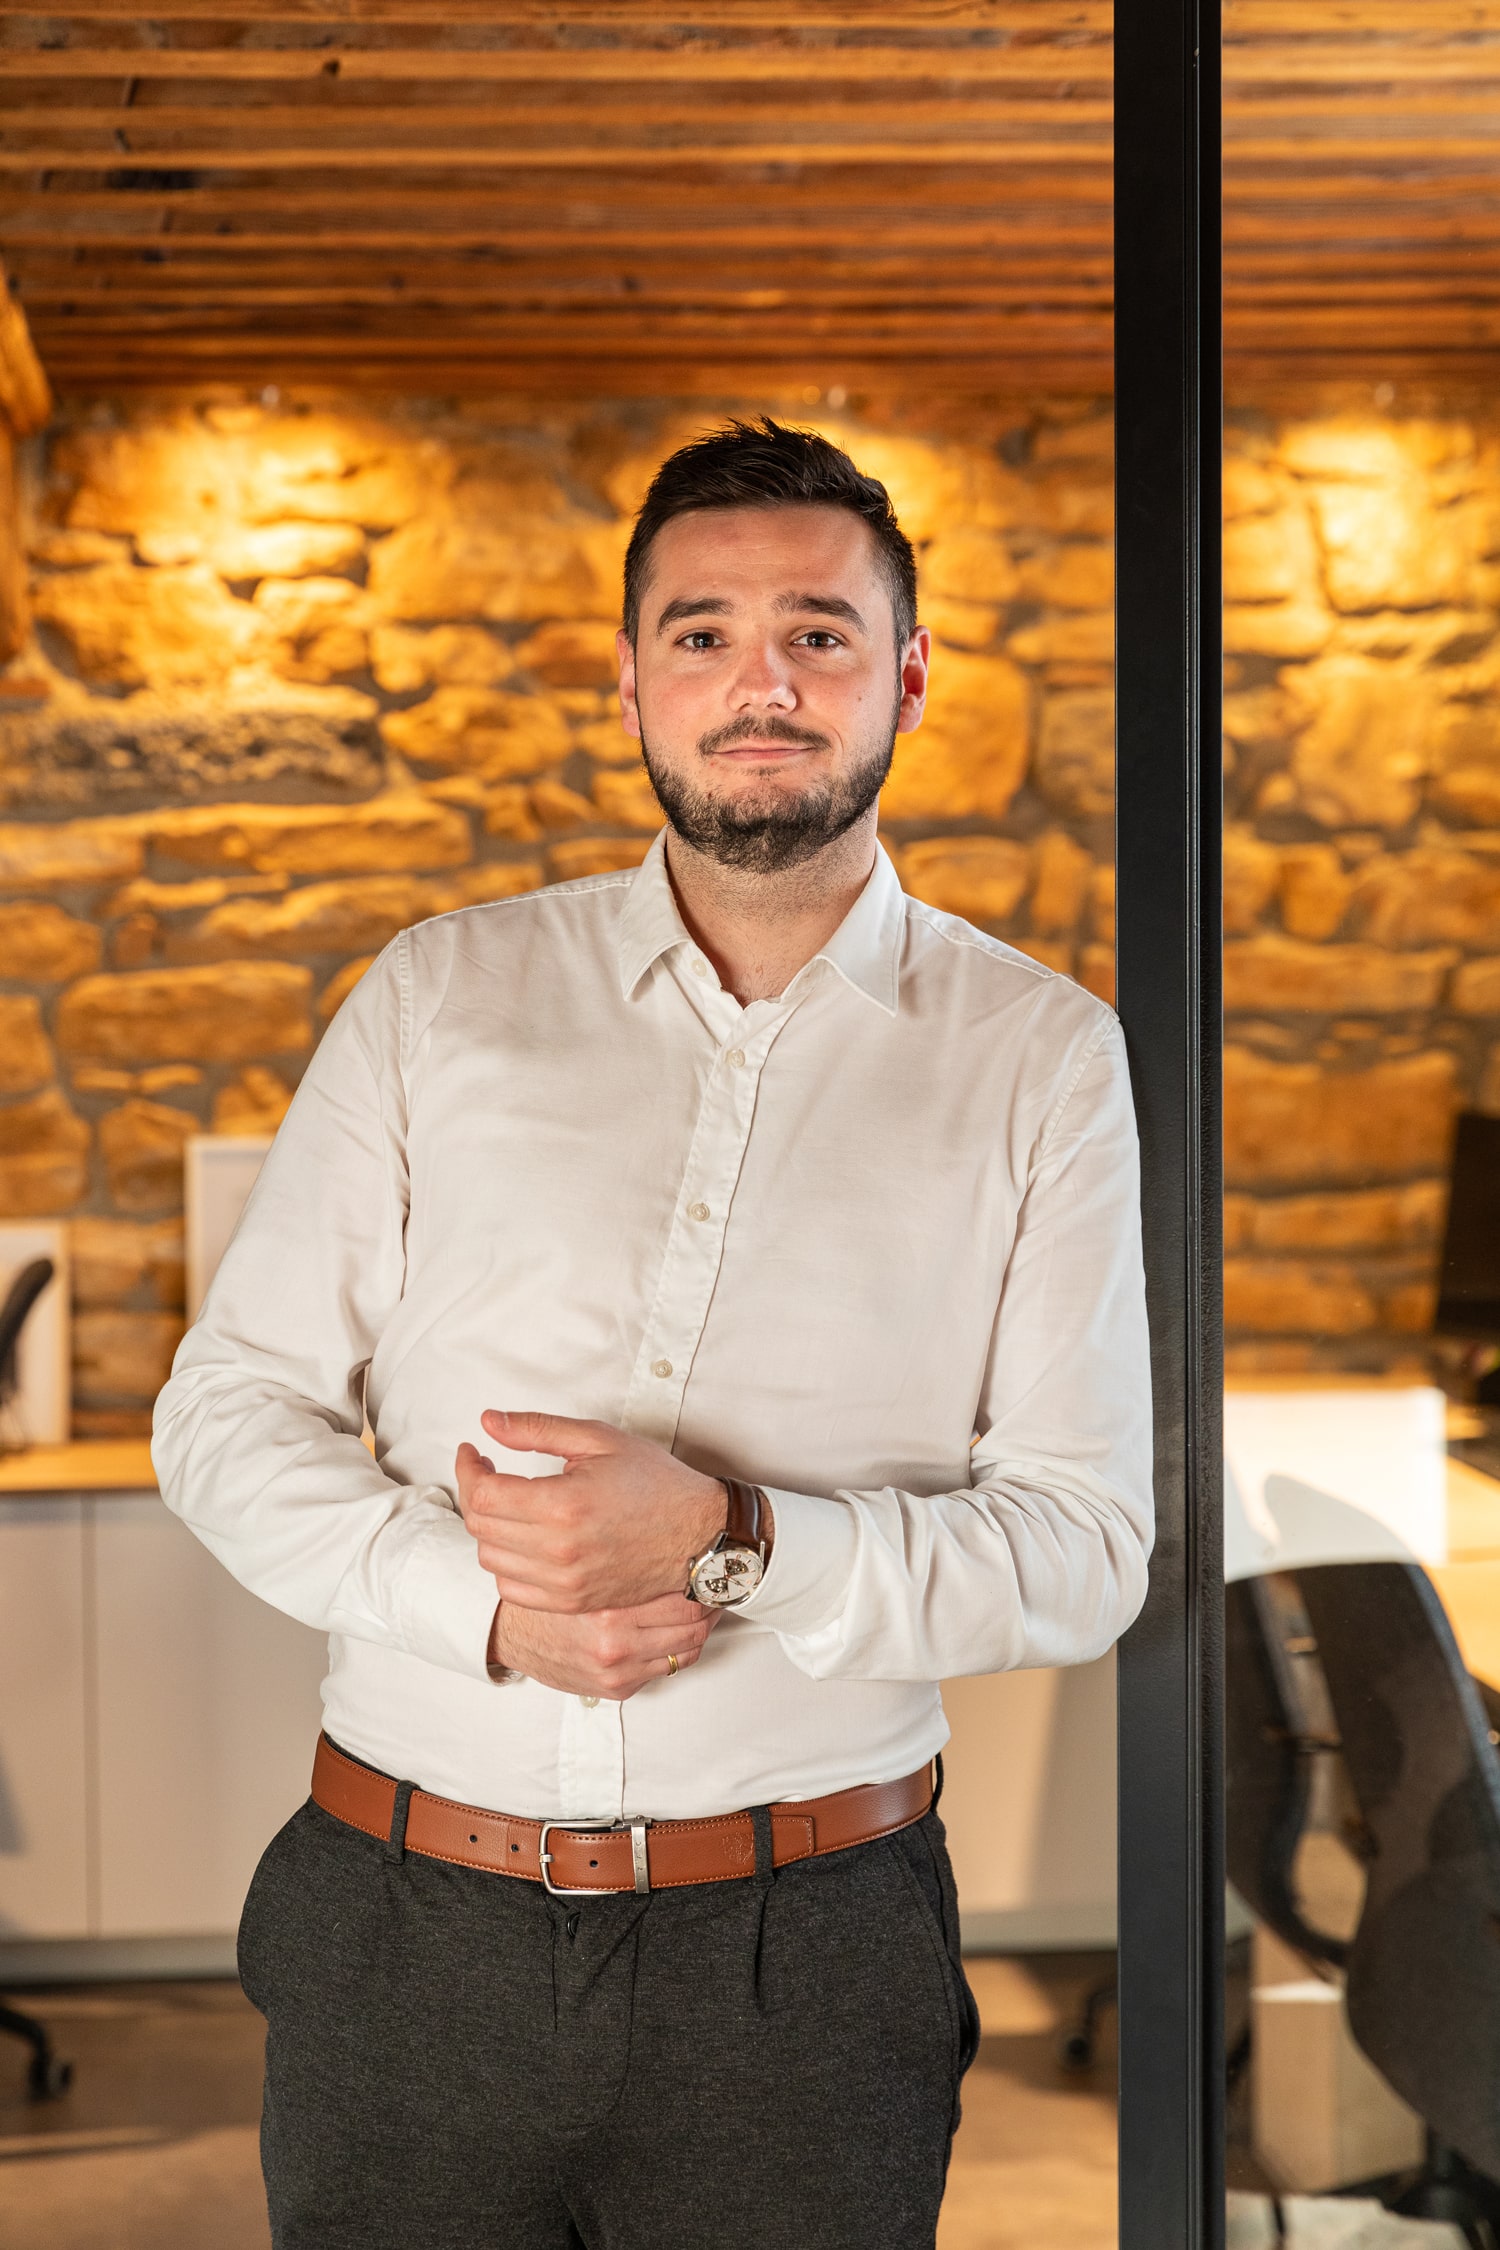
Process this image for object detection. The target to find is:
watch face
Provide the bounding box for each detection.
[690,1542,764,1607]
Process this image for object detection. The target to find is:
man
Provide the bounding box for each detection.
[154,417,1152,2249]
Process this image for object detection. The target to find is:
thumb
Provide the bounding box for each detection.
[480,1409,619,1462]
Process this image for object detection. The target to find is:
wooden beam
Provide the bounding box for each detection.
[0,1,1109,24]
[0,47,1115,83]
[1225,45,1500,81]
[26,130,1500,166]
[21,302,1114,338]
[0,213,1119,251]
[0,94,1117,128]
[11,275,1116,309]
[9,165,1499,204]
[31,361,1118,398]
[0,141,1118,170]
[0,86,1119,118]
[0,175,1122,221]
[25,86,1500,123]
[1229,0,1500,29]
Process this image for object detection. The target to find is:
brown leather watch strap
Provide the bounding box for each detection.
[722,1476,771,1557]
[311,1735,930,1895]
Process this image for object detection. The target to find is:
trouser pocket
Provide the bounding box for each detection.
[886,1813,982,2083]
[238,1807,302,2015]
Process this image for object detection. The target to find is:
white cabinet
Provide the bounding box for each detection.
[0,1485,1115,1962]
[0,1500,89,1938]
[93,1497,327,1936]
[0,1491,326,1951]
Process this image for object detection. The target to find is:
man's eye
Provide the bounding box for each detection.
[681,631,721,650]
[798,631,843,649]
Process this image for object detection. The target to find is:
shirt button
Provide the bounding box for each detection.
[579,1695,600,1709]
[688,1201,710,1222]
[726,1048,746,1069]
[691,958,710,979]
[652,1358,673,1379]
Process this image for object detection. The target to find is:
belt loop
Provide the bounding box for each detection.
[748,1802,776,2018]
[931,1753,945,1814]
[385,1778,415,1864]
[750,1802,775,1884]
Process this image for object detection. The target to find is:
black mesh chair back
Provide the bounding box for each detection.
[1225,1572,1348,1970]
[1295,1561,1500,2183]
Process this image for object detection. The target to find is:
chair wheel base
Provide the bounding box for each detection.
[26,2051,72,2100]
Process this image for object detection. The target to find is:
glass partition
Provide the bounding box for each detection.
[0,12,1147,2250]
[1219,8,1500,2244]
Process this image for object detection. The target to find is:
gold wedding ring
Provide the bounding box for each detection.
[665,1652,680,1676]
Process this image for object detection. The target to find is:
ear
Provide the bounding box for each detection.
[896,626,931,734]
[617,628,643,740]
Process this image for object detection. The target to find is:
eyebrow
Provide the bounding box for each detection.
[775,592,869,632]
[655,595,732,633]
[654,591,869,635]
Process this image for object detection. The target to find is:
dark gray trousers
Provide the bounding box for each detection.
[238,1753,980,2249]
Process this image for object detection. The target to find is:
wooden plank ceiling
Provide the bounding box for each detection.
[0,0,1497,394]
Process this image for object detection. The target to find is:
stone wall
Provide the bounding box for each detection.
[0,387,1496,1432]
[1222,403,1500,1374]
[0,391,1116,1435]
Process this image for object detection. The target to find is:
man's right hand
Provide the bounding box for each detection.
[487,1591,718,1700]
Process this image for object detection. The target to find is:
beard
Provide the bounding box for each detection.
[639,706,899,875]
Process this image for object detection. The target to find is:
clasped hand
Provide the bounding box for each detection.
[455,1409,729,1702]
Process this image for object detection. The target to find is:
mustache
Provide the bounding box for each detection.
[696,715,832,757]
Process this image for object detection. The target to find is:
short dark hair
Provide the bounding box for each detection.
[622,417,918,648]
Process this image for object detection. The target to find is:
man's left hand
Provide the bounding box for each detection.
[456,1412,727,1613]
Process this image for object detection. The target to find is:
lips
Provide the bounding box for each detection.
[715,751,823,769]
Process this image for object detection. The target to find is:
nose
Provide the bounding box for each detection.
[727,637,797,712]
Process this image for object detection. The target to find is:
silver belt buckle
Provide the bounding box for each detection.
[538,1815,652,1898]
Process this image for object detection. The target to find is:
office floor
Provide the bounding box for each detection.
[0,1955,1117,2250]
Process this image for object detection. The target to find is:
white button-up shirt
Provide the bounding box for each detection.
[153,836,1153,1821]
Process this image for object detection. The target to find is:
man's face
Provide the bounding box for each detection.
[617,503,930,874]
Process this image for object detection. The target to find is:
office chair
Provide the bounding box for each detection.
[0,2000,70,2099]
[1295,1560,1500,2248]
[1225,1572,1350,1973]
[1059,1573,1347,2076]
[0,1257,54,1452]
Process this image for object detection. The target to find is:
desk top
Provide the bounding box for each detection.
[0,1439,156,1493]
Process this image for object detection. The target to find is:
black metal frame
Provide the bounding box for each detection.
[1114,2,1226,2246]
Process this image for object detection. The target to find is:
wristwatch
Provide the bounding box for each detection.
[686,1477,773,1608]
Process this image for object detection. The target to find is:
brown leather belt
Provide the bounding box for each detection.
[312,1734,932,1897]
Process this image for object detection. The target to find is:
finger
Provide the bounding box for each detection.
[480,1409,620,1462]
[627,1591,713,1629]
[483,1570,590,1614]
[471,1517,583,1578]
[463,1470,559,1524]
[453,1444,494,1507]
[651,1643,704,1679]
[629,1613,715,1661]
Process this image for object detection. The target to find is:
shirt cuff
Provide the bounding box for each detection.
[395,1500,508,1680]
[736,1485,858,1638]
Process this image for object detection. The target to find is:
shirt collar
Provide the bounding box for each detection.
[616,831,905,1016]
